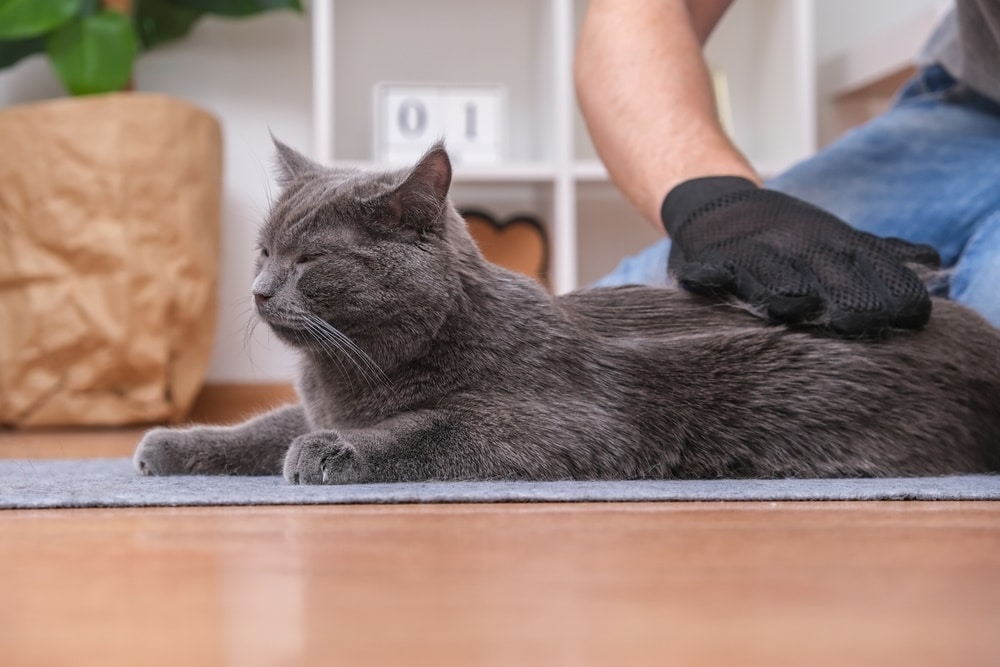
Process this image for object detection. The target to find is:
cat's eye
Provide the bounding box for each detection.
[296,254,318,265]
[260,248,270,258]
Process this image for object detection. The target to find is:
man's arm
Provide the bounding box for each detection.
[575,0,756,228]
[573,0,940,336]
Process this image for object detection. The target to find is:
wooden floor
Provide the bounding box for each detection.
[2,390,999,666]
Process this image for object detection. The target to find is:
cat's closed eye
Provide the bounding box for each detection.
[296,254,321,265]
[260,247,270,258]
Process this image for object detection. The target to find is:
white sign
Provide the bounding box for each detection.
[374,83,505,165]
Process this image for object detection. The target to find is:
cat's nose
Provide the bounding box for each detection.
[253,291,271,307]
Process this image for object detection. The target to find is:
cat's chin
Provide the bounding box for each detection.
[265,322,313,348]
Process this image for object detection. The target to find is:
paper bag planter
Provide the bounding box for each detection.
[0,93,221,427]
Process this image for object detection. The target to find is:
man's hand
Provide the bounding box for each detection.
[661,176,942,337]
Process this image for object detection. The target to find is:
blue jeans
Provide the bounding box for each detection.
[593,65,1000,329]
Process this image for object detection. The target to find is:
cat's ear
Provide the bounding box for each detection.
[271,133,322,186]
[388,142,452,229]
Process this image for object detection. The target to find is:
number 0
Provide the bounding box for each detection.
[397,98,427,138]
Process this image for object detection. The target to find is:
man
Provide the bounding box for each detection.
[576,0,1000,334]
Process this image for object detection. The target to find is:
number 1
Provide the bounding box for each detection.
[464,102,477,140]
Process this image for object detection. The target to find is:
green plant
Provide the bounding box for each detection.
[0,0,301,95]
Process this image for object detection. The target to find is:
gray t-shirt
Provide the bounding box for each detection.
[920,0,1000,103]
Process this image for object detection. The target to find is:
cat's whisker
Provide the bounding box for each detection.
[308,321,388,394]
[225,298,259,339]
[242,312,264,375]
[300,318,366,394]
[304,313,390,386]
[263,176,275,212]
[300,319,343,367]
[301,317,384,393]
[317,327,384,379]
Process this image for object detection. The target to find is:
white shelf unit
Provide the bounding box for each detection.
[309,0,817,292]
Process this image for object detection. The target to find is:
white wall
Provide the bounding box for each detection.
[0,12,309,382]
[814,0,950,61]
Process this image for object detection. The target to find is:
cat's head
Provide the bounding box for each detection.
[253,138,479,358]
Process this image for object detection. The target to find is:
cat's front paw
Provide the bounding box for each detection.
[133,427,200,476]
[284,431,366,485]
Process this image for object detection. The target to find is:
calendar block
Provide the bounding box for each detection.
[374,83,505,165]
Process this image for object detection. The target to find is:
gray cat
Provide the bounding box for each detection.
[133,140,1000,483]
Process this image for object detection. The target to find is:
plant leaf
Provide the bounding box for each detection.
[135,0,203,50]
[0,34,44,68]
[46,10,136,95]
[0,0,81,39]
[77,0,100,17]
[164,0,301,18]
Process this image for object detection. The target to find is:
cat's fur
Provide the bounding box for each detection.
[134,141,1000,483]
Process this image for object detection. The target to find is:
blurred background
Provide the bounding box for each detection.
[0,0,950,411]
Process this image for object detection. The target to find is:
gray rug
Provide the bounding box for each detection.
[1,458,999,509]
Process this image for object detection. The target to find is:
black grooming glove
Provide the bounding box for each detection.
[661,176,941,337]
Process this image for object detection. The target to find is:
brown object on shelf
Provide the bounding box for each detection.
[0,94,222,427]
[462,209,549,286]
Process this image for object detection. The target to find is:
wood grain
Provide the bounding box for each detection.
[1,502,999,667]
